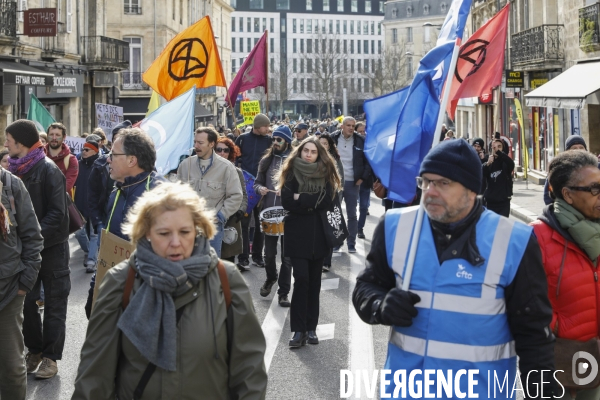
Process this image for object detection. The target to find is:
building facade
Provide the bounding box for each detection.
[231,0,385,119]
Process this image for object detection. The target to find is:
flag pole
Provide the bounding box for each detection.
[265,30,269,116]
[401,40,462,291]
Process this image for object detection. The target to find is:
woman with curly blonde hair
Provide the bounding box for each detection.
[72,182,267,399]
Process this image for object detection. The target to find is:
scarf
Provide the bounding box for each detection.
[292,157,328,194]
[8,141,45,178]
[117,236,213,371]
[554,198,600,261]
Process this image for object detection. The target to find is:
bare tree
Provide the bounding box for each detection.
[369,41,411,97]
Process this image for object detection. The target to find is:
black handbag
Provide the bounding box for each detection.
[67,196,86,234]
[319,192,349,248]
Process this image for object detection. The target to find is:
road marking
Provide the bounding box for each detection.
[348,238,375,400]
[321,278,340,291]
[316,323,335,341]
[261,293,291,372]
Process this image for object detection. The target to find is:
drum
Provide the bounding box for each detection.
[259,206,287,236]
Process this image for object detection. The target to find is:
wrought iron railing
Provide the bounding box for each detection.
[580,3,600,51]
[121,72,149,90]
[80,36,129,69]
[0,0,17,37]
[124,5,142,14]
[510,24,564,66]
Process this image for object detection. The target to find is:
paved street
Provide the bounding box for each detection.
[25,193,390,400]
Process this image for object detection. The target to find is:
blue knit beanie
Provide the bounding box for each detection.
[419,139,482,194]
[273,125,293,144]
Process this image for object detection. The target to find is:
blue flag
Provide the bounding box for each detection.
[364,0,472,204]
[140,86,195,175]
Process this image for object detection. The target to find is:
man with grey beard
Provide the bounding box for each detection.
[352,139,558,397]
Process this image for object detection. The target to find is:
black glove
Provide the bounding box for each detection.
[233,210,245,223]
[378,288,420,327]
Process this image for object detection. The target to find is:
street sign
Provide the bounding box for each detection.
[24,8,57,37]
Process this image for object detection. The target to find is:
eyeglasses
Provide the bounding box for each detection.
[273,137,285,143]
[567,184,600,196]
[82,148,93,152]
[215,147,230,153]
[108,152,127,160]
[416,176,454,191]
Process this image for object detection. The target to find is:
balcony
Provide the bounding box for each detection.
[121,72,149,90]
[580,3,600,51]
[80,36,129,70]
[0,0,16,37]
[124,5,142,14]
[41,35,66,61]
[510,24,564,71]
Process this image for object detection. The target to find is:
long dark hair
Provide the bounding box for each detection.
[276,136,341,193]
[318,133,340,160]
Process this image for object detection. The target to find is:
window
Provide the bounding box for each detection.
[249,0,263,9]
[270,58,274,73]
[239,17,243,32]
[336,39,340,53]
[365,1,371,12]
[276,0,290,10]
[123,0,141,14]
[293,19,296,33]
[364,59,369,73]
[343,20,347,34]
[364,79,369,92]
[293,58,297,73]
[407,5,413,17]
[392,8,397,17]
[314,19,319,33]
[232,38,236,52]
[239,38,243,52]
[392,28,398,43]
[300,59,304,73]
[307,59,313,73]
[231,0,237,7]
[407,56,413,79]
[307,78,312,92]
[247,38,251,52]
[336,20,340,34]
[351,0,357,12]
[379,1,384,13]
[323,0,329,12]
[270,38,274,53]
[371,21,374,35]
[357,40,361,54]
[254,38,258,46]
[322,39,326,52]
[300,39,304,52]
[281,17,286,33]
[307,39,312,53]
[407,27,413,43]
[293,78,297,93]
[343,59,347,73]
[441,2,447,13]
[330,39,333,53]
[343,40,347,53]
[350,40,354,54]
[306,0,312,11]
[123,37,142,75]
[315,39,319,53]
[232,59,236,73]
[254,18,260,32]
[350,59,354,73]
[232,17,236,32]
[307,19,312,33]
[329,20,333,34]
[270,18,274,33]
[300,19,304,34]
[239,57,244,67]
[350,21,354,35]
[337,0,344,12]
[358,59,361,72]
[363,22,368,34]
[263,18,267,32]
[358,79,362,92]
[293,39,297,53]
[364,40,368,54]
[423,4,429,15]
[247,18,251,32]
[378,22,381,35]
[351,78,355,91]
[300,79,304,92]
[322,20,326,33]
[378,40,381,54]
[357,21,361,35]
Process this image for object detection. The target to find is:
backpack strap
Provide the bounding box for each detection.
[217,260,232,310]
[63,154,70,171]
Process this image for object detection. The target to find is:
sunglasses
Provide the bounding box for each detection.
[215,147,230,153]
[273,137,285,143]
[567,183,600,197]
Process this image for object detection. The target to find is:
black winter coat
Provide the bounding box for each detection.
[88,155,114,229]
[281,176,334,260]
[20,157,69,249]
[234,130,272,177]
[74,154,99,219]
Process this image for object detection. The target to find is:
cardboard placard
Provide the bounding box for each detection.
[92,229,134,308]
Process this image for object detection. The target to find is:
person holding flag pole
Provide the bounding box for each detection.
[353,1,558,397]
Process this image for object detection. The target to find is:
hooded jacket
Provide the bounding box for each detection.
[72,253,267,400]
[331,131,372,184]
[482,150,514,203]
[74,153,99,219]
[45,142,79,193]
[531,204,600,341]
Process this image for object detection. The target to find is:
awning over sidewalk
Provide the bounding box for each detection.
[0,61,55,86]
[525,61,600,109]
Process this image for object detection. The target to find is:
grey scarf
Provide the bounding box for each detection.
[117,236,212,371]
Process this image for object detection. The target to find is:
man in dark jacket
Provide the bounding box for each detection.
[4,119,70,380]
[74,138,100,272]
[253,125,293,308]
[0,168,43,399]
[332,117,372,253]
[352,139,557,398]
[483,139,515,217]
[235,113,272,268]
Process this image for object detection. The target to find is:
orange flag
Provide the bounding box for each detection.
[446,4,510,120]
[143,16,226,101]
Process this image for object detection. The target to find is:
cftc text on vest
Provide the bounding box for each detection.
[340,369,565,398]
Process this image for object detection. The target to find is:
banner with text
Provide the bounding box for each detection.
[64,136,86,155]
[95,103,124,141]
[240,100,261,125]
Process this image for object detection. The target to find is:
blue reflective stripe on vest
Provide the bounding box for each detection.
[383,208,533,399]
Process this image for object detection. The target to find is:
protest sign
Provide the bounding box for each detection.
[240,100,261,125]
[95,103,124,141]
[64,136,86,155]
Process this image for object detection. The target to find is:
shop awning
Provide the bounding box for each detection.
[525,61,600,109]
[0,61,55,86]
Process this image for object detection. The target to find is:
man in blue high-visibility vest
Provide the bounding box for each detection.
[353,139,558,399]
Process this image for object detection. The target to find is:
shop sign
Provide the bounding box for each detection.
[505,70,524,88]
[37,72,84,98]
[3,72,51,86]
[505,88,515,99]
[24,8,57,37]
[93,72,118,88]
[529,72,549,89]
[478,93,493,104]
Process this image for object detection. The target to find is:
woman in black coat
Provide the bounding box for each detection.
[278,136,341,348]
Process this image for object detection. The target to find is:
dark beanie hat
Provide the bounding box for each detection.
[419,139,482,194]
[253,113,270,129]
[472,138,485,148]
[111,120,132,139]
[5,119,40,148]
[565,135,587,150]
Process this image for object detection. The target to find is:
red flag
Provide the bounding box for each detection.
[226,31,268,107]
[447,4,510,120]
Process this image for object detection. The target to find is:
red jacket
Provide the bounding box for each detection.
[45,143,79,193]
[531,207,600,341]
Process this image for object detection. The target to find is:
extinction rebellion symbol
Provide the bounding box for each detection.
[168,38,209,81]
[455,39,489,83]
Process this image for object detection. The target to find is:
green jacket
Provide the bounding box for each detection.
[72,253,267,400]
